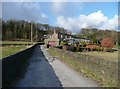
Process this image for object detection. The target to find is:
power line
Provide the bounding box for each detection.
[31,23,33,42]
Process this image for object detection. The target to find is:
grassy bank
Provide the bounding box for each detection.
[48,47,118,87]
[79,51,118,62]
[1,41,44,58]
[2,41,44,45]
[2,41,35,46]
[1,46,28,58]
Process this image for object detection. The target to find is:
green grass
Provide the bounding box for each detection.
[1,46,27,58]
[2,41,35,45]
[1,41,44,58]
[2,41,44,45]
[78,51,118,62]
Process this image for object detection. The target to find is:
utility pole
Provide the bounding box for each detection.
[31,23,33,43]
[36,27,37,42]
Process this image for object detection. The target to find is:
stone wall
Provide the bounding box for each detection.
[49,47,118,87]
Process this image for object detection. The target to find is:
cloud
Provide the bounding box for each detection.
[0,3,2,18]
[51,2,83,17]
[51,2,66,15]
[21,2,49,22]
[56,10,118,33]
[2,0,120,2]
[102,15,118,30]
[2,2,49,23]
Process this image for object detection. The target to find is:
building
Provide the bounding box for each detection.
[45,30,91,46]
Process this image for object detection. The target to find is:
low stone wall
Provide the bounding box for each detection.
[2,44,37,87]
[49,47,118,87]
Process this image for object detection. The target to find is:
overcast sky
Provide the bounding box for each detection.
[2,1,119,33]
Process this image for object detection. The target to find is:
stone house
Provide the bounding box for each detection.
[45,30,91,46]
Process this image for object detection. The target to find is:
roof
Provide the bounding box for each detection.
[58,32,90,40]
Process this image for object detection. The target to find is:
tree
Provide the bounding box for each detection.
[2,19,54,41]
[101,38,114,48]
[118,32,120,45]
[92,38,100,45]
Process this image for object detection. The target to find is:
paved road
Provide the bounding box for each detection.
[15,45,99,87]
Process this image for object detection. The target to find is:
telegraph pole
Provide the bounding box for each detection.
[36,27,37,42]
[31,23,33,43]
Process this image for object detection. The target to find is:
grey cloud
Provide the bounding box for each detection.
[2,2,49,23]
[0,3,2,18]
[51,2,83,18]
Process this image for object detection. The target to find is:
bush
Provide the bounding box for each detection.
[63,45,69,50]
[68,45,75,51]
[80,42,86,47]
[95,47,104,51]
[86,44,101,51]
[73,43,80,52]
[61,40,68,46]
[92,38,101,45]
[101,38,114,48]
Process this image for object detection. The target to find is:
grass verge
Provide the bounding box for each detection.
[48,47,118,87]
[1,46,28,58]
[79,51,118,62]
[2,41,34,45]
[2,41,44,45]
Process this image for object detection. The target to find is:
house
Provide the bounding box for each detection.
[44,30,59,46]
[45,30,91,46]
[58,32,91,44]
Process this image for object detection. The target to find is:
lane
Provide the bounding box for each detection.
[42,45,99,87]
[15,45,62,87]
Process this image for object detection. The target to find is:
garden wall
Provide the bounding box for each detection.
[2,44,37,87]
[48,47,118,87]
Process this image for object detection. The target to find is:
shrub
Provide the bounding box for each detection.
[86,44,101,51]
[73,43,80,52]
[61,40,68,46]
[101,38,114,48]
[92,38,101,45]
[63,45,69,50]
[95,47,104,51]
[80,42,86,47]
[68,45,75,51]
